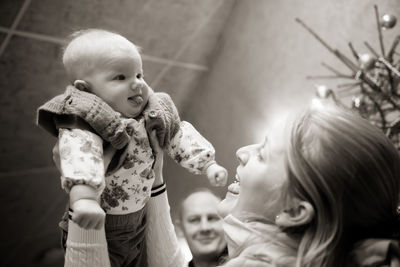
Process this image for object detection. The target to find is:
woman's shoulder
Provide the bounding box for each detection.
[347,238,400,267]
[222,243,295,267]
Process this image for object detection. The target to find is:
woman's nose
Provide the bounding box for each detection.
[236,147,249,166]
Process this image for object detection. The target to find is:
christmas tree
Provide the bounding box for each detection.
[297,5,400,151]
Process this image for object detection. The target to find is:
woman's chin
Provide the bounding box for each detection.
[217,192,238,218]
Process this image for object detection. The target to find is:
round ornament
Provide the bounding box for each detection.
[359,53,376,71]
[380,14,397,29]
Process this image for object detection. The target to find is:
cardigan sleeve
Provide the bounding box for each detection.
[36,86,131,149]
[166,121,216,175]
[146,191,187,267]
[64,220,111,267]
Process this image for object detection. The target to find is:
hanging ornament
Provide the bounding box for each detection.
[352,96,370,116]
[358,53,376,71]
[316,85,329,98]
[380,14,397,29]
[316,85,335,99]
[352,97,361,109]
[297,5,400,152]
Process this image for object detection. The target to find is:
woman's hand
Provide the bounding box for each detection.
[149,130,164,187]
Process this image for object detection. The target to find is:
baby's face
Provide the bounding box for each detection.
[84,46,150,118]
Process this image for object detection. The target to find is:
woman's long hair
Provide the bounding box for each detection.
[284,106,400,267]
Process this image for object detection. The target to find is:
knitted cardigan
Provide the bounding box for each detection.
[64,191,400,267]
[37,85,181,150]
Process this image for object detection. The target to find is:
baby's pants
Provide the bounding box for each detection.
[105,207,148,267]
[60,206,148,267]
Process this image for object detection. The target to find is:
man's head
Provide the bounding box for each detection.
[62,29,150,118]
[179,188,226,262]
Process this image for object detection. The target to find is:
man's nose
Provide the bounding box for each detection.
[236,147,249,166]
[199,218,211,231]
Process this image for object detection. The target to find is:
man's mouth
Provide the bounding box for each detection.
[196,236,217,244]
[128,95,143,105]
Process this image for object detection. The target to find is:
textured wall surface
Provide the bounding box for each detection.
[1,0,400,266]
[170,0,400,212]
[0,0,235,265]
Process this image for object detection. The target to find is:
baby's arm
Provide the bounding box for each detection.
[166,121,227,186]
[58,128,106,229]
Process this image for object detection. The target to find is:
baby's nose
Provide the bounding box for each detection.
[130,82,142,92]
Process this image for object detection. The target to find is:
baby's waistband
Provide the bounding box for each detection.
[105,206,147,229]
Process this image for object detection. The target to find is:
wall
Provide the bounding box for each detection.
[1,0,400,266]
[0,0,235,265]
[166,0,400,219]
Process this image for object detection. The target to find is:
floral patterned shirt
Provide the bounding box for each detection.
[59,117,215,214]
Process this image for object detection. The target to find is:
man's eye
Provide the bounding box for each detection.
[188,217,200,223]
[114,74,126,80]
[208,215,220,222]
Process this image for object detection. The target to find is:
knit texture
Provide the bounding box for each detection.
[37,86,130,149]
[65,221,111,267]
[63,193,186,267]
[37,86,181,150]
[143,92,181,149]
[146,192,186,267]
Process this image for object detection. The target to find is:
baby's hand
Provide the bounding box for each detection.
[70,199,105,230]
[206,163,228,187]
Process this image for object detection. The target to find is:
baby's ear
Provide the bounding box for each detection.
[73,80,90,91]
[275,201,314,229]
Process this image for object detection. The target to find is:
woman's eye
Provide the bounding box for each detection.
[136,73,143,79]
[114,74,126,80]
[258,148,264,161]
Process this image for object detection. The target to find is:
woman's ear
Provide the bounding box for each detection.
[73,80,90,91]
[275,201,314,229]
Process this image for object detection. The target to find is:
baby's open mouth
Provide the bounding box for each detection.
[128,95,143,105]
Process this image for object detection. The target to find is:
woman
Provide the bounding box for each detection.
[62,105,400,266]
[217,105,400,266]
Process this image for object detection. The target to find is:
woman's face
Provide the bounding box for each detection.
[218,121,288,222]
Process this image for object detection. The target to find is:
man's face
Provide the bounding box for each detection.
[181,191,226,259]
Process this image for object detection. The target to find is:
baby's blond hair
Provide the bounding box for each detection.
[62,29,140,82]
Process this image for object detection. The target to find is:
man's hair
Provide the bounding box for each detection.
[178,188,221,221]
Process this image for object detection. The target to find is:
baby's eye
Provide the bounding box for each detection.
[114,74,126,80]
[136,73,143,79]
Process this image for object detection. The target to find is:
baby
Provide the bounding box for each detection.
[37,29,227,266]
